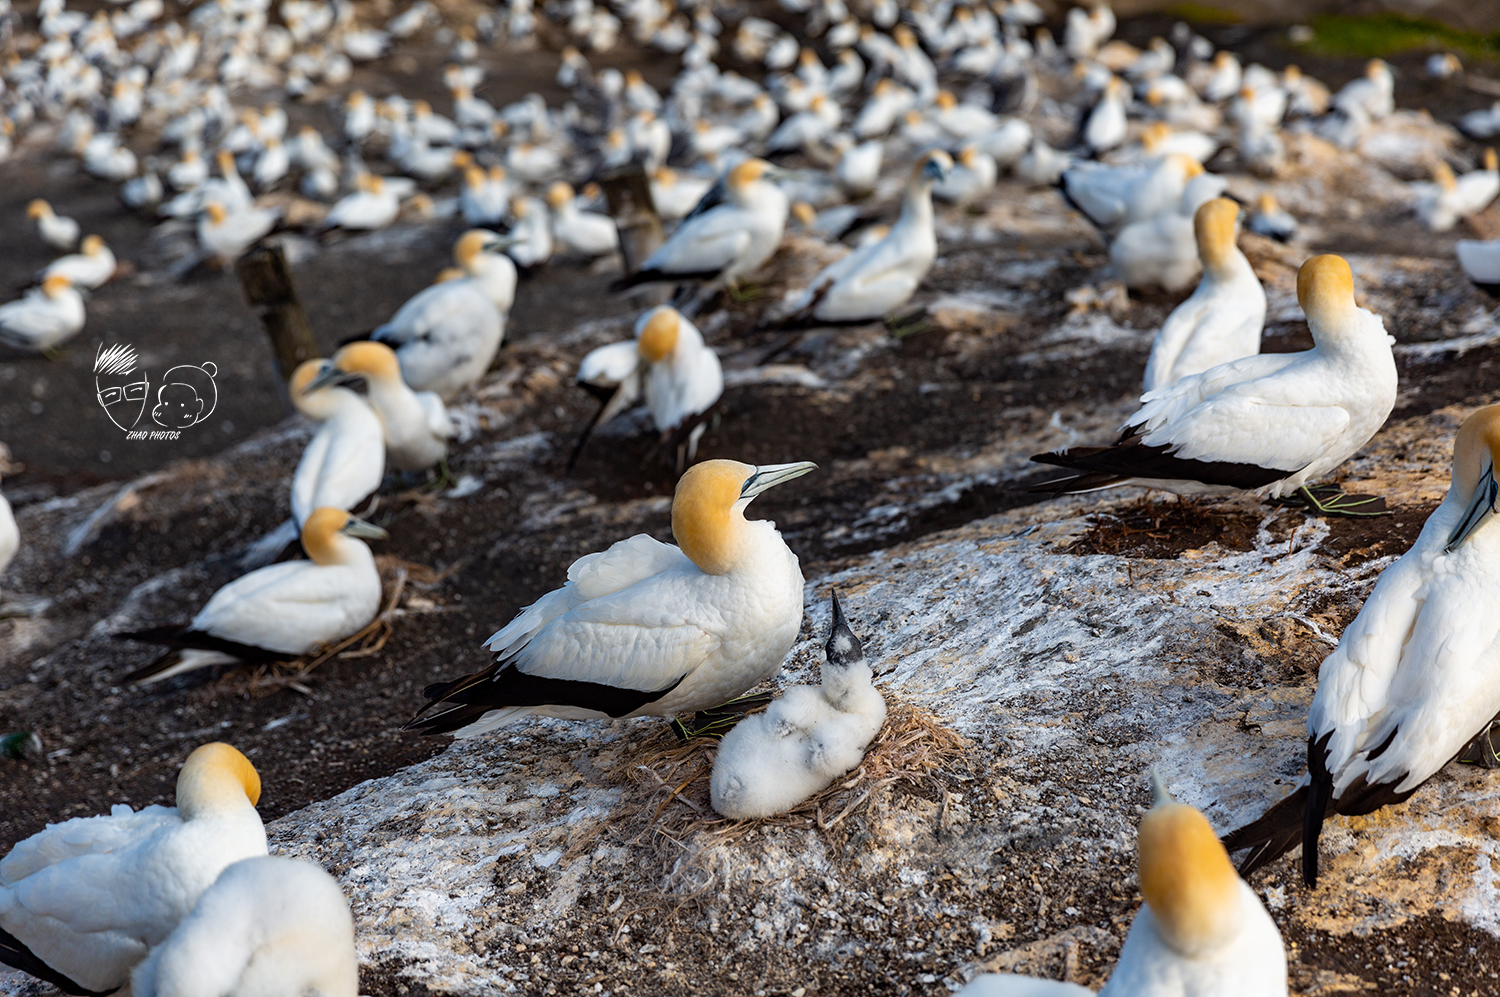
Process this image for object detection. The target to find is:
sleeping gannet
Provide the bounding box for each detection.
[1224,404,1500,886]
[41,234,117,288]
[131,856,356,997]
[1143,198,1265,393]
[117,508,387,684]
[407,458,817,739]
[324,173,400,231]
[0,743,268,996]
[26,199,79,250]
[1414,151,1499,232]
[711,591,886,818]
[1033,255,1397,517]
[0,276,86,351]
[784,151,950,324]
[612,159,788,292]
[546,181,619,257]
[959,776,1286,996]
[314,342,455,474]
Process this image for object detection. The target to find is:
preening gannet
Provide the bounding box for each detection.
[1033,255,1397,516]
[116,508,387,684]
[711,591,886,818]
[1224,405,1500,885]
[41,234,116,288]
[0,743,268,996]
[315,341,455,474]
[407,459,817,738]
[0,275,85,351]
[960,776,1287,996]
[1143,198,1266,393]
[612,158,788,291]
[130,856,356,997]
[26,199,79,250]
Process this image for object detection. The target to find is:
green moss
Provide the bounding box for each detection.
[1299,13,1500,61]
[1162,2,1241,25]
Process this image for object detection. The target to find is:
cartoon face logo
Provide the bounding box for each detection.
[151,363,218,429]
[96,343,149,431]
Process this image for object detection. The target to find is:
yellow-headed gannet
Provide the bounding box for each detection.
[1082,76,1129,154]
[0,276,85,352]
[315,342,455,474]
[130,856,356,997]
[546,181,620,257]
[0,743,267,996]
[961,776,1286,996]
[1414,150,1499,232]
[502,195,553,268]
[785,150,951,324]
[26,199,79,250]
[407,458,817,739]
[197,202,278,262]
[1059,154,1204,237]
[288,360,387,528]
[41,234,116,288]
[1033,255,1397,517]
[1225,405,1500,885]
[1142,198,1265,393]
[650,167,715,221]
[1247,192,1297,242]
[117,508,386,684]
[324,173,400,231]
[711,591,886,818]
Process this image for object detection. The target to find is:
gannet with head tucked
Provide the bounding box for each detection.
[1033,255,1397,516]
[0,743,268,996]
[41,234,116,288]
[1225,404,1500,885]
[130,856,356,997]
[546,181,619,258]
[0,276,85,351]
[1143,198,1265,393]
[960,776,1286,996]
[785,151,951,324]
[315,341,455,474]
[1414,151,1499,233]
[26,199,79,250]
[407,458,816,738]
[117,508,387,684]
[711,590,886,818]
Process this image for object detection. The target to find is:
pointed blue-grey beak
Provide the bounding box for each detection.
[305,360,358,393]
[825,590,866,669]
[1446,464,1497,552]
[340,514,389,541]
[740,461,818,500]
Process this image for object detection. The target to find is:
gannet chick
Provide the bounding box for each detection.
[785,151,950,324]
[960,776,1286,996]
[711,591,886,819]
[1033,255,1397,516]
[407,459,817,738]
[0,743,268,995]
[41,234,117,288]
[1143,198,1265,393]
[612,159,788,292]
[131,856,356,997]
[117,508,387,684]
[1224,404,1500,885]
[0,276,85,351]
[546,181,619,258]
[315,342,455,474]
[1247,192,1297,242]
[27,199,79,250]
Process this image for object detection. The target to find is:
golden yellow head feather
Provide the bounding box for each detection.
[82,234,105,255]
[1451,405,1500,510]
[204,202,227,224]
[41,274,72,297]
[638,307,681,363]
[27,199,51,220]
[730,158,769,190]
[453,229,491,267]
[1297,254,1356,326]
[301,506,353,566]
[333,340,402,382]
[1486,148,1497,173]
[546,181,575,209]
[1138,791,1240,956]
[672,459,753,575]
[1194,198,1239,271]
[176,742,261,817]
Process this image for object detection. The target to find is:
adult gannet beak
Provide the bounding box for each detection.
[340,515,390,540]
[305,361,361,392]
[1446,463,1497,552]
[740,461,818,500]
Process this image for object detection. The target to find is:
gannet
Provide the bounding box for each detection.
[407,459,817,738]
[325,173,400,231]
[130,856,356,997]
[1458,237,1500,291]
[785,151,950,324]
[933,145,996,207]
[287,360,387,528]
[1143,198,1266,393]
[41,234,116,288]
[502,196,553,268]
[1059,154,1204,236]
[650,167,715,221]
[315,342,455,474]
[1224,404,1500,885]
[197,202,278,262]
[168,148,209,191]
[460,165,510,226]
[0,470,16,582]
[1109,172,1230,292]
[959,776,1286,996]
[1247,192,1297,242]
[0,743,268,996]
[118,508,386,684]
[1414,151,1499,232]
[0,276,86,352]
[612,159,788,292]
[1082,76,1128,154]
[1033,255,1398,516]
[546,182,619,257]
[711,591,886,818]
[26,199,79,250]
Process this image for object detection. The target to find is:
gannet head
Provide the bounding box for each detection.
[288,357,338,418]
[636,306,681,363]
[454,229,503,269]
[204,201,227,224]
[824,590,866,670]
[216,148,237,174]
[464,164,487,190]
[1432,160,1457,191]
[912,148,953,185]
[1215,51,1235,70]
[1255,191,1279,213]
[791,201,816,226]
[323,340,403,390]
[176,742,261,818]
[489,164,507,182]
[451,150,472,169]
[958,146,978,169]
[1137,773,1242,958]
[1296,254,1356,331]
[41,274,73,299]
[1366,58,1388,81]
[82,234,105,256]
[1144,83,1165,107]
[301,506,388,566]
[935,90,957,110]
[1169,153,1204,180]
[545,181,575,209]
[27,199,52,220]
[672,459,817,574]
[1445,405,1500,551]
[1193,198,1239,273]
[1283,64,1302,84]
[729,158,772,194]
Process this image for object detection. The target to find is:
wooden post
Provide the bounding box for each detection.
[599,165,663,276]
[235,245,319,386]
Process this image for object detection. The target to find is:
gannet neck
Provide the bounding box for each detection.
[176,742,261,818]
[1445,406,1500,552]
[1137,794,1242,957]
[1297,254,1358,336]
[1194,197,1241,278]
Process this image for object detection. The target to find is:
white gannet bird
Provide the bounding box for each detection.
[1143,198,1266,394]
[1082,76,1129,155]
[460,165,510,227]
[650,167,715,221]
[117,508,386,684]
[0,459,16,582]
[1033,255,1397,517]
[546,182,619,258]
[959,776,1287,996]
[612,159,788,293]
[783,151,950,324]
[1414,151,1499,233]
[933,145,997,207]
[27,199,80,250]
[1109,172,1229,293]
[407,458,817,740]
[130,856,356,997]
[0,276,86,352]
[502,196,553,268]
[324,173,400,231]
[0,743,268,996]
[1247,192,1297,242]
[41,234,117,288]
[314,342,455,475]
[1223,404,1500,886]
[287,361,387,528]
[1458,237,1500,292]
[197,202,278,263]
[711,590,886,818]
[1059,154,1204,237]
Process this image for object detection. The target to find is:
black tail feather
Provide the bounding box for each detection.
[0,925,120,997]
[1222,783,1309,879]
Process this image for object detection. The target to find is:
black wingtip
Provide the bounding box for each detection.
[824,589,865,668]
[0,925,120,997]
